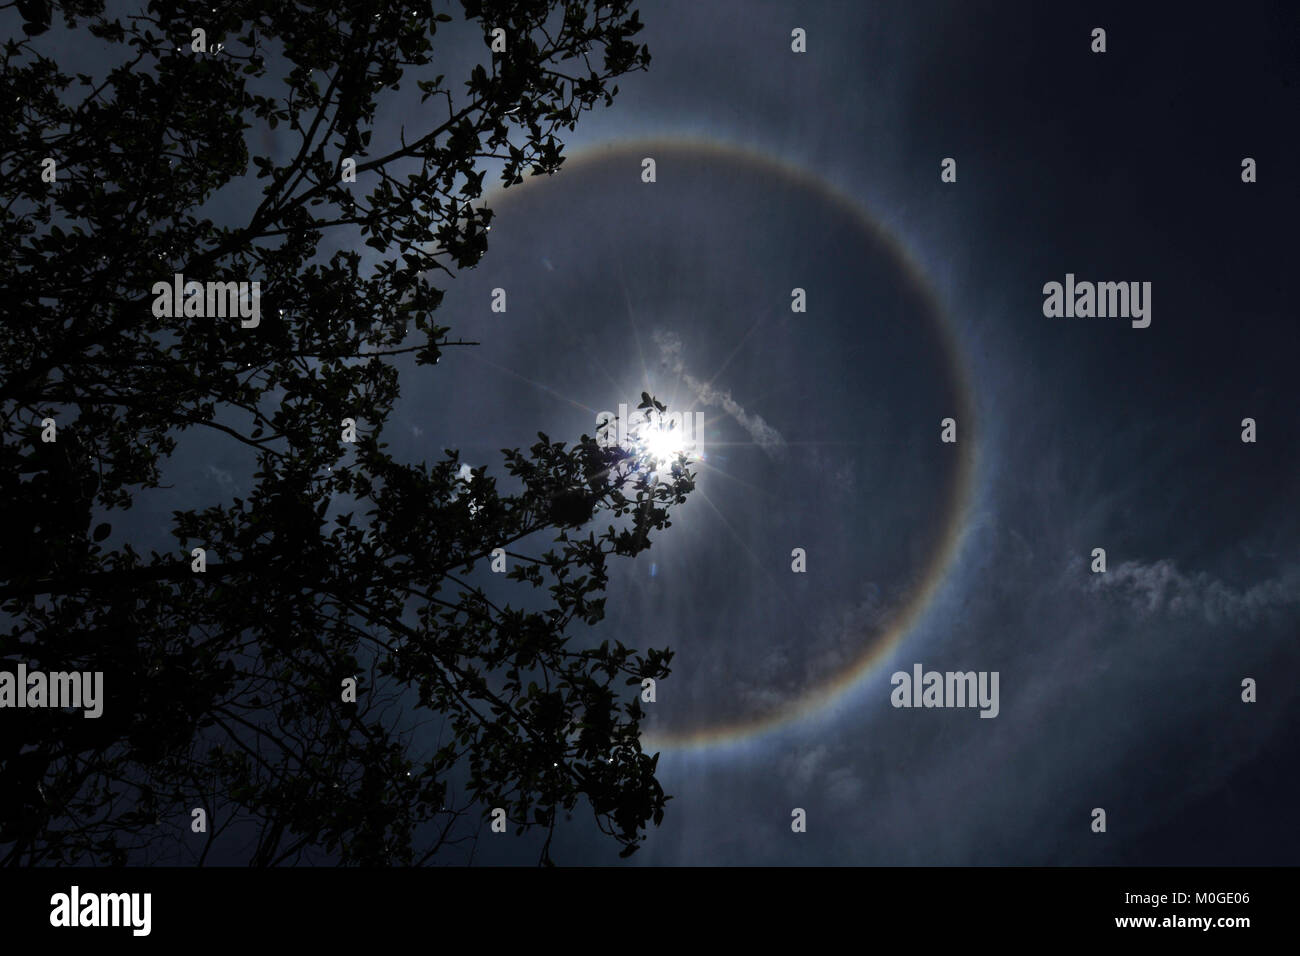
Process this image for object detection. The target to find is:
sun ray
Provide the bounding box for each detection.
[459,351,596,415]
[698,300,781,394]
[686,455,783,501]
[616,253,651,389]
[689,483,783,594]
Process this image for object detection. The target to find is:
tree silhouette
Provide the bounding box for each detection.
[0,0,691,865]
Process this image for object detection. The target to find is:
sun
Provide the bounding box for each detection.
[634,419,694,471]
[641,425,680,465]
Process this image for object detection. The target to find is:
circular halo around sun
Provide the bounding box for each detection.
[409,139,976,754]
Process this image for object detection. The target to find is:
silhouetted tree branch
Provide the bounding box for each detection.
[0,0,682,867]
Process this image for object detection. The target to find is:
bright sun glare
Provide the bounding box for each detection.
[636,423,690,470]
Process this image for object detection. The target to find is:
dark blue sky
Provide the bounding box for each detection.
[416,0,1299,865]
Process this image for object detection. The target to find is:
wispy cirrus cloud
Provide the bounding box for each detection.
[1087,558,1300,626]
[653,329,785,458]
